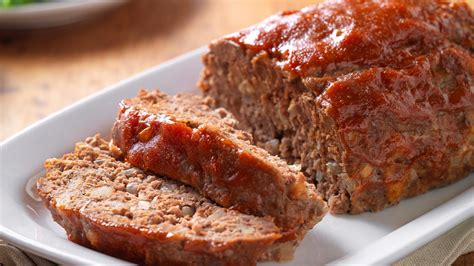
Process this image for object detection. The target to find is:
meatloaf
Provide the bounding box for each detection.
[199,0,474,213]
[37,135,290,265]
[111,90,327,244]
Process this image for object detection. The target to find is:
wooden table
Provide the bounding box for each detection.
[0,0,472,264]
[0,0,316,140]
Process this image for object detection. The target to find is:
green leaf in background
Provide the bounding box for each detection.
[1,0,37,8]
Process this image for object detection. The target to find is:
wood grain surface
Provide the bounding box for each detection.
[0,0,317,140]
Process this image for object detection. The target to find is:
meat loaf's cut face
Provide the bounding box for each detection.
[37,135,283,265]
[111,90,327,242]
[199,0,474,213]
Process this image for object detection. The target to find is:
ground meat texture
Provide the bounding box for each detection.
[111,90,327,243]
[37,135,287,265]
[199,0,474,214]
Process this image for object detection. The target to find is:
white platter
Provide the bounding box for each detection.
[1,47,473,265]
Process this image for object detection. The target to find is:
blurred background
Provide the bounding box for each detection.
[1,1,473,265]
[0,0,318,141]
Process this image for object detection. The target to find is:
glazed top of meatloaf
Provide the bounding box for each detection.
[225,0,473,78]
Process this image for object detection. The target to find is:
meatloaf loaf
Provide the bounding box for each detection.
[37,135,290,265]
[199,0,474,213]
[111,90,327,244]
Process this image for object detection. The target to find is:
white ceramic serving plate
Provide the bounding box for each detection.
[0,0,127,29]
[1,48,473,265]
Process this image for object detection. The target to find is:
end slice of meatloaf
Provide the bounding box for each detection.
[111,89,327,246]
[199,0,474,214]
[37,135,285,265]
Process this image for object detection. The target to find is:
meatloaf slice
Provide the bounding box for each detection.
[111,90,327,244]
[199,0,474,213]
[37,135,286,265]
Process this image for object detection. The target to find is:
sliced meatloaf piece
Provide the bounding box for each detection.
[199,0,474,213]
[111,90,327,245]
[37,135,286,265]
